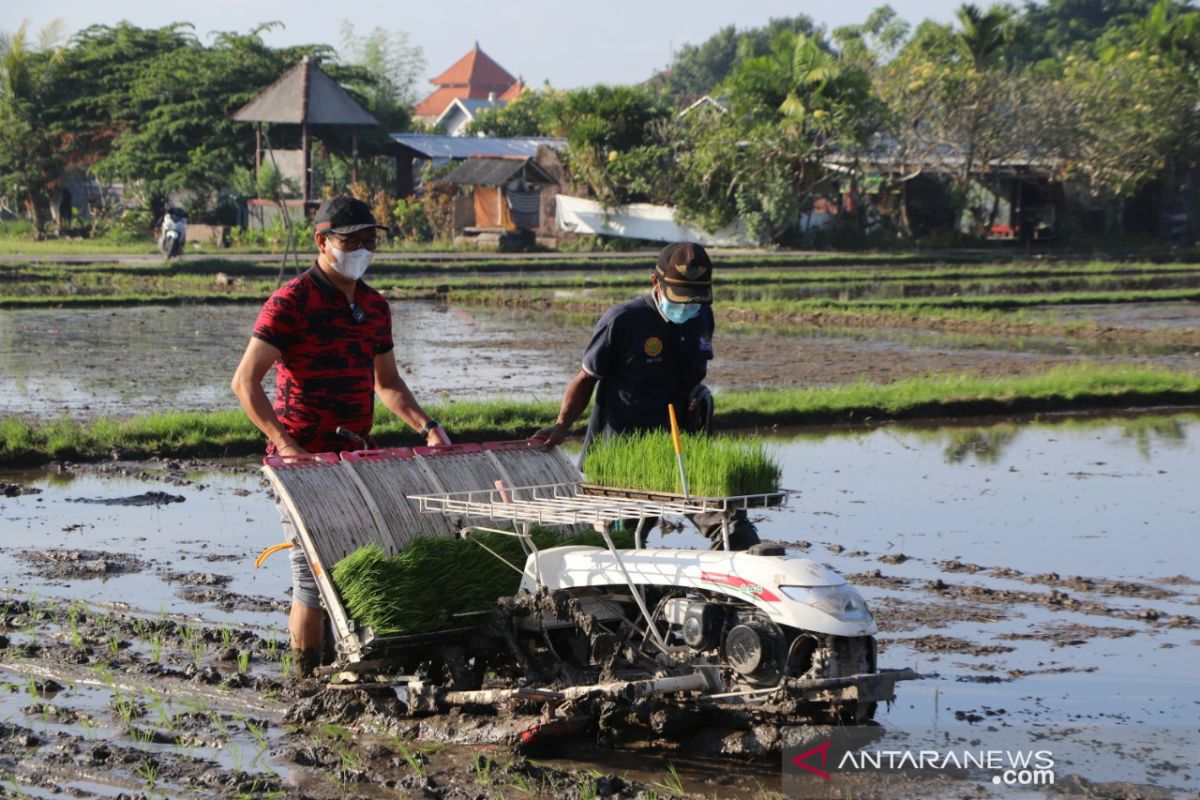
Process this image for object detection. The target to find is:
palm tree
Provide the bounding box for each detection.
[778,33,845,123]
[955,3,1015,70]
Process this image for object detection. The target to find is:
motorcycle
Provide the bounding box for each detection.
[158,207,188,259]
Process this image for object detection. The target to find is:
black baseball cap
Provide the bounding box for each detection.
[313,196,388,235]
[655,242,713,304]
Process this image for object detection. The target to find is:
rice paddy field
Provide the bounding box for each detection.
[0,247,1198,798]
[0,250,1197,435]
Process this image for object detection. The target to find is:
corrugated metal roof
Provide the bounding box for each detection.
[389,134,566,159]
[231,57,378,126]
[439,157,556,186]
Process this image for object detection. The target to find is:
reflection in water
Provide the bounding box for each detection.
[780,412,1197,467]
[1115,415,1189,460]
[941,426,1021,464]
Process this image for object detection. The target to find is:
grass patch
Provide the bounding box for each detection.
[5,257,1200,309]
[332,528,634,635]
[2,366,1198,466]
[714,365,1200,428]
[583,432,781,497]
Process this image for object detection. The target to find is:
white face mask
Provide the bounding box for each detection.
[328,243,373,280]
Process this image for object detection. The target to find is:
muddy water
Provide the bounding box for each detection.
[1,412,1197,797]
[1023,301,1200,330]
[721,272,1200,302]
[0,304,584,418]
[4,302,1200,421]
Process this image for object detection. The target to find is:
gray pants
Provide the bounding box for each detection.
[277,500,321,609]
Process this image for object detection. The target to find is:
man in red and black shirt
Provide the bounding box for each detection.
[232,196,449,673]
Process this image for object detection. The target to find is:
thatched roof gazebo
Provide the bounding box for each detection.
[231,56,379,205]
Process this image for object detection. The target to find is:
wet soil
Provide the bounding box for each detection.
[3,301,1199,419]
[2,417,1198,798]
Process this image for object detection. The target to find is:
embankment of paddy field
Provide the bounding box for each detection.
[2,366,1199,466]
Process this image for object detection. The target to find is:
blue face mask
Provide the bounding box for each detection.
[658,295,701,325]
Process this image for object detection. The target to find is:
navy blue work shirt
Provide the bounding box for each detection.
[580,294,714,453]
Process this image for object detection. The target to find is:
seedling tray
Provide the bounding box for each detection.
[578,483,788,509]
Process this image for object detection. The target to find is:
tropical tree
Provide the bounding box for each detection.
[539,84,674,206]
[0,19,67,232]
[672,29,878,243]
[873,6,1046,232]
[1056,3,1200,209]
[337,20,425,128]
[955,3,1016,69]
[649,15,818,96]
[833,5,912,66]
[89,26,333,217]
[465,86,560,137]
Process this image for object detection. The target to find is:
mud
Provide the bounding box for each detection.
[15,549,149,580]
[0,596,742,799]
[4,302,1199,419]
[67,490,185,506]
[3,415,1199,798]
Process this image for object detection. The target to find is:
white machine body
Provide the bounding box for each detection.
[520,546,876,638]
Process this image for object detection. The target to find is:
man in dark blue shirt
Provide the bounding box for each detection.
[534,242,760,550]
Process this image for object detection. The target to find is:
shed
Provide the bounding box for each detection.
[231,56,379,205]
[387,133,565,197]
[439,157,556,231]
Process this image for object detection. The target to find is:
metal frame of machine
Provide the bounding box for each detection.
[263,442,916,738]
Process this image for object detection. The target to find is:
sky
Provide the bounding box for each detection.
[14,0,966,89]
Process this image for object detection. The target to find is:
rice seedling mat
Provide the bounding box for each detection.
[581,431,783,498]
[261,441,583,663]
[408,481,789,528]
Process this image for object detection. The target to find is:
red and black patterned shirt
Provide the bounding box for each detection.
[252,264,393,454]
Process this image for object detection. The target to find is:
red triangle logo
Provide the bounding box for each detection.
[791,740,833,780]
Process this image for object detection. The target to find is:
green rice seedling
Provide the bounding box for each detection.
[134,759,159,790]
[245,719,268,749]
[583,431,782,498]
[66,603,83,647]
[107,631,120,655]
[80,714,98,740]
[279,651,293,679]
[111,693,139,725]
[331,528,633,636]
[474,755,491,786]
[511,772,535,796]
[179,625,195,646]
[237,650,250,674]
[92,662,114,687]
[229,742,243,773]
[149,634,163,664]
[651,763,686,797]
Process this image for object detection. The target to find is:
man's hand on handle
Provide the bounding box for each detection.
[531,422,568,447]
